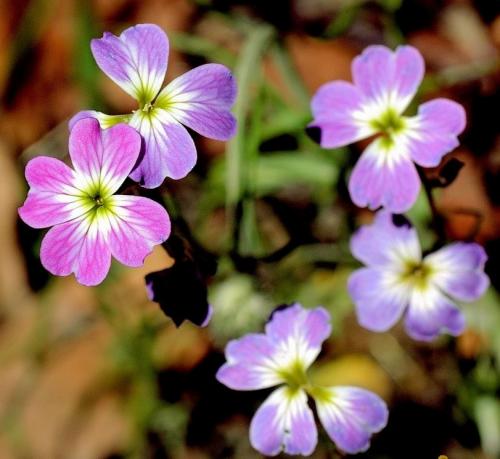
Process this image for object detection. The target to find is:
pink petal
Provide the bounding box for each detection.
[40,215,111,286]
[19,157,86,228]
[69,118,141,194]
[106,195,171,267]
[23,156,78,193]
[19,191,90,229]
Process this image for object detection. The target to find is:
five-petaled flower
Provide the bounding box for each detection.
[348,211,489,341]
[309,45,466,213]
[216,303,388,456]
[70,23,237,188]
[18,118,171,286]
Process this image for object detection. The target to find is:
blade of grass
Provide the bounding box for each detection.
[225,24,274,248]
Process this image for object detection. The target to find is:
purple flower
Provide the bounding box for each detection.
[309,45,466,213]
[216,304,388,456]
[70,24,237,188]
[18,118,171,286]
[348,211,489,341]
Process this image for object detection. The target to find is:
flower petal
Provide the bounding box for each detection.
[392,46,425,112]
[69,110,132,130]
[19,191,92,229]
[156,63,237,141]
[405,287,465,341]
[91,24,168,103]
[18,157,88,228]
[216,334,283,390]
[405,99,466,167]
[315,386,388,455]
[265,304,332,370]
[352,45,423,115]
[425,242,489,301]
[348,137,421,213]
[352,46,394,106]
[350,210,421,267]
[69,118,141,195]
[309,81,374,148]
[23,156,78,193]
[40,214,111,286]
[250,387,317,456]
[106,195,170,267]
[128,110,197,187]
[348,268,408,332]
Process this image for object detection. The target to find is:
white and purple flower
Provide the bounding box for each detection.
[348,211,489,341]
[71,23,237,188]
[309,45,466,213]
[18,118,171,286]
[216,304,388,456]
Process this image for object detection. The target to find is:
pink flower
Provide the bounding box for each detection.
[18,118,171,286]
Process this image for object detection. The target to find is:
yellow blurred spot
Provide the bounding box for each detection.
[309,353,393,400]
[438,455,448,459]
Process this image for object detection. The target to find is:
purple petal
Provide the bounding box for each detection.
[91,24,168,103]
[352,45,423,114]
[352,46,395,106]
[405,288,465,341]
[350,210,421,267]
[406,99,466,167]
[156,63,237,141]
[106,196,170,267]
[309,81,371,148]
[348,138,421,213]
[128,110,197,187]
[392,46,425,111]
[216,334,283,390]
[265,304,332,369]
[250,387,317,456]
[425,242,489,301]
[69,118,141,194]
[69,110,131,130]
[40,215,111,286]
[315,386,388,455]
[348,268,408,332]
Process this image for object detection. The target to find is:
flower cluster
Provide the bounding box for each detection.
[217,304,388,456]
[309,44,489,342]
[18,22,491,458]
[70,24,237,188]
[19,24,236,287]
